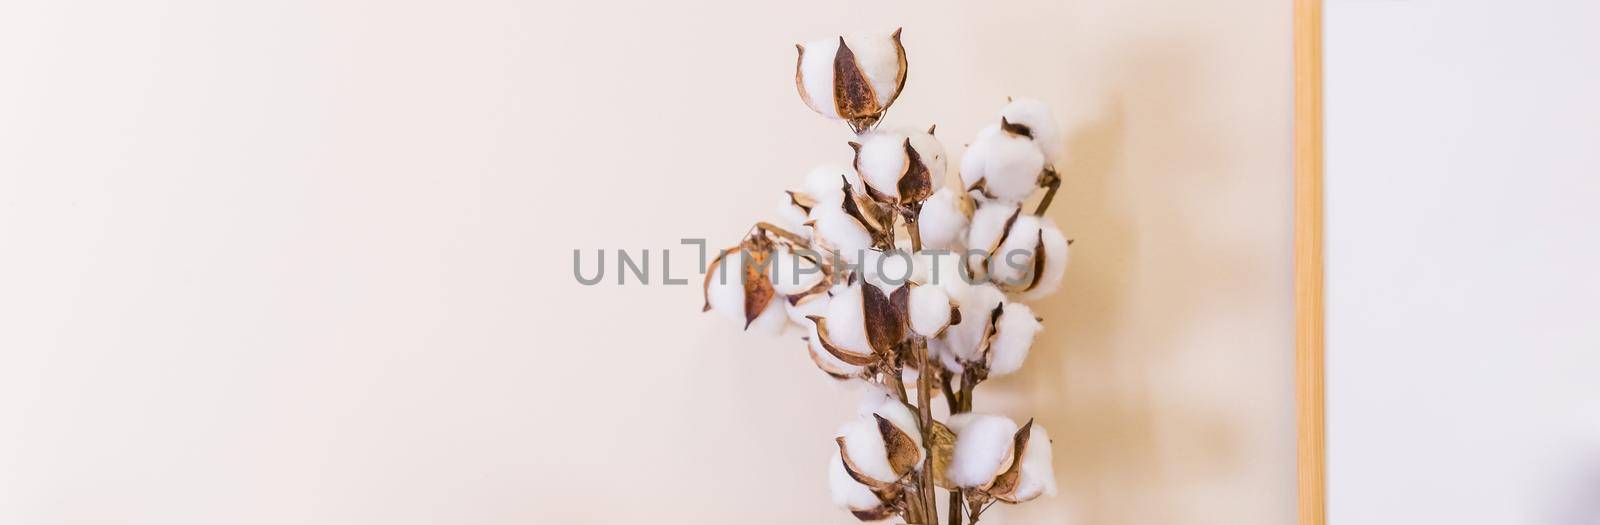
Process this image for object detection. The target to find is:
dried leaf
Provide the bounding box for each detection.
[832,37,881,126]
[989,418,1035,502]
[862,284,908,355]
[897,138,934,204]
[808,316,878,366]
[836,437,897,490]
[875,413,921,477]
[930,419,958,488]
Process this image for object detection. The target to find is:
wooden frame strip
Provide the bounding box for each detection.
[1294,0,1325,524]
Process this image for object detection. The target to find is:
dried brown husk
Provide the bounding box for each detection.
[897,137,935,204]
[832,37,881,131]
[988,418,1035,502]
[836,177,895,248]
[850,506,897,522]
[836,436,897,490]
[862,283,910,355]
[999,116,1033,138]
[808,315,878,366]
[1020,229,1048,293]
[805,337,859,380]
[875,413,922,477]
[738,235,778,329]
[786,189,817,214]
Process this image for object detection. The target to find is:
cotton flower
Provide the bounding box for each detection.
[908,283,956,337]
[852,126,943,205]
[961,124,1046,203]
[987,214,1044,289]
[917,188,970,251]
[998,97,1063,163]
[998,423,1058,503]
[1014,219,1070,301]
[769,246,827,296]
[946,413,1019,488]
[702,248,787,335]
[987,302,1041,376]
[835,391,924,486]
[796,29,908,131]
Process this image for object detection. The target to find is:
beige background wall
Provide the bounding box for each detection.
[0,1,1294,523]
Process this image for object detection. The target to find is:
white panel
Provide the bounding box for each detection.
[1326,1,1600,523]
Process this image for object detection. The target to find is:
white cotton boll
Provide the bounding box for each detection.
[829,450,883,511]
[804,163,864,206]
[918,188,969,251]
[961,124,1046,203]
[988,215,1043,289]
[810,205,873,263]
[948,414,1019,488]
[821,282,872,356]
[770,247,825,296]
[987,302,1042,376]
[964,201,1021,280]
[705,251,749,323]
[908,284,952,337]
[1000,97,1064,163]
[1009,425,1059,501]
[837,417,897,483]
[795,30,906,124]
[1016,219,1070,301]
[856,131,909,201]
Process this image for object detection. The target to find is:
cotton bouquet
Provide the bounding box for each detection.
[703,28,1070,524]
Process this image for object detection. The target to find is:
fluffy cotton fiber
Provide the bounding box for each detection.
[809,204,874,264]
[917,188,969,251]
[829,449,884,510]
[908,284,952,337]
[769,247,826,296]
[803,164,864,206]
[961,124,1046,203]
[836,392,922,484]
[999,97,1063,163]
[987,302,1042,376]
[856,131,909,201]
[820,282,872,356]
[947,413,1018,488]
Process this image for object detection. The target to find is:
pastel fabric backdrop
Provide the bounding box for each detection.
[0,0,1294,523]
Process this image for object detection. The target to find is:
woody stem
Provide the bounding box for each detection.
[1032,169,1061,216]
